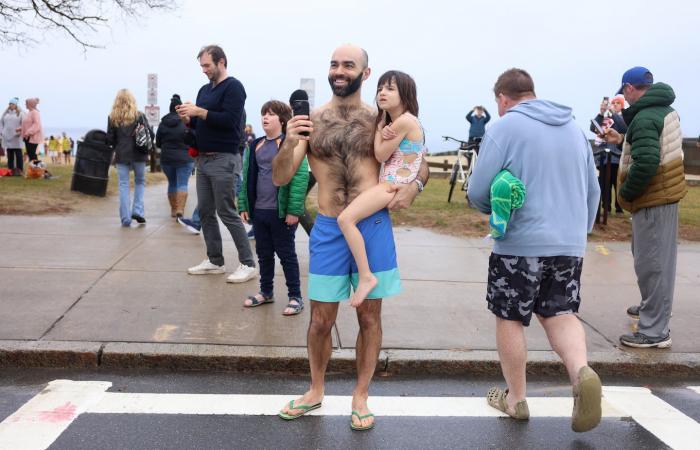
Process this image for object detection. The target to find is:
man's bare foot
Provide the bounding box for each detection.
[279,391,324,419]
[351,394,375,429]
[350,274,377,308]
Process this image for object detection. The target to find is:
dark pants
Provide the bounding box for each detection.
[24,140,38,161]
[6,148,23,172]
[253,208,301,299]
[196,152,254,267]
[597,163,622,213]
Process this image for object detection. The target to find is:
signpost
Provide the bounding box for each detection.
[146,73,159,171]
[300,78,315,108]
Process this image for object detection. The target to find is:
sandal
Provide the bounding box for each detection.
[244,293,274,307]
[350,410,375,431]
[486,387,530,420]
[278,399,322,420]
[282,297,304,316]
[571,366,602,432]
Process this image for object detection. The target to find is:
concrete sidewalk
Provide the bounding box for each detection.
[1,182,698,378]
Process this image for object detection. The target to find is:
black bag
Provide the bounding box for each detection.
[133,114,153,155]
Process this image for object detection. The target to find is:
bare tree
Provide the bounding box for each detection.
[0,0,175,49]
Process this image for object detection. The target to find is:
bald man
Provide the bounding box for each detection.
[273,45,429,430]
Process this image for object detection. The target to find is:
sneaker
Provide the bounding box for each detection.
[626,305,640,319]
[187,259,225,275]
[226,264,258,283]
[619,332,672,348]
[177,217,201,235]
[247,228,255,240]
[131,214,146,224]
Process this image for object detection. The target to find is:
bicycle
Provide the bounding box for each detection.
[443,136,481,204]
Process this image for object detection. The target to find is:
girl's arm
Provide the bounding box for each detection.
[373,115,413,163]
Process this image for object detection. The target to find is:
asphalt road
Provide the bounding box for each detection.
[1,368,699,450]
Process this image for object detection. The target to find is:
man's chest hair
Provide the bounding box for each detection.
[310,106,375,161]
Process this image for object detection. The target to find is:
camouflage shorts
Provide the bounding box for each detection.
[486,253,583,326]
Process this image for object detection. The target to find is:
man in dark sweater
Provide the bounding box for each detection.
[176,45,257,283]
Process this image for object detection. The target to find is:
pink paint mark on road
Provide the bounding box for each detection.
[38,402,77,423]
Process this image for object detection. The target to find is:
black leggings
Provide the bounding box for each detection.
[24,140,38,161]
[6,148,23,172]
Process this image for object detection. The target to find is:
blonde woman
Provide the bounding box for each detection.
[107,89,152,227]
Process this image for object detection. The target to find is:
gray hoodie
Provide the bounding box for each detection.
[467,99,600,258]
[1,111,23,149]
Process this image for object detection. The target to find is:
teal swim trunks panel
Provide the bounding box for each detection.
[308,209,402,302]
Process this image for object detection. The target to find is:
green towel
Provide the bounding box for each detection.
[489,170,526,240]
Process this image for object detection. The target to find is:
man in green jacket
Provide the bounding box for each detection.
[605,67,687,348]
[239,100,309,316]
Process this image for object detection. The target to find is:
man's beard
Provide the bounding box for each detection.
[328,73,363,98]
[208,68,220,82]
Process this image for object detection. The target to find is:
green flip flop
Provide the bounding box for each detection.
[350,410,375,431]
[278,399,322,420]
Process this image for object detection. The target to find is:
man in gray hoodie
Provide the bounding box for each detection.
[468,68,602,432]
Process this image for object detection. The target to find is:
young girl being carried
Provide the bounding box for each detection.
[337,70,425,307]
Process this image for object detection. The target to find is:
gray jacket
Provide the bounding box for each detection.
[0,111,23,149]
[107,113,152,164]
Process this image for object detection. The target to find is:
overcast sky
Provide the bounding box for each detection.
[3,0,699,151]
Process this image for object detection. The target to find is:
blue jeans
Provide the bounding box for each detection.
[161,162,194,194]
[253,208,300,299]
[116,162,146,225]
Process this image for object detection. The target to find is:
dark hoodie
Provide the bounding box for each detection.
[156,112,191,166]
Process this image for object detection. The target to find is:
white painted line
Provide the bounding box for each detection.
[688,386,700,396]
[0,380,111,450]
[88,392,624,418]
[603,386,700,450]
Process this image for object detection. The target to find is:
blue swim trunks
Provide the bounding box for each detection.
[308,208,402,302]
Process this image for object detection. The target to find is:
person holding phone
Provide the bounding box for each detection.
[238,100,308,315]
[177,45,257,284]
[590,95,627,214]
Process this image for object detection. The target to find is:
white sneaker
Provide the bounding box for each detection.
[226,263,258,283]
[187,259,225,275]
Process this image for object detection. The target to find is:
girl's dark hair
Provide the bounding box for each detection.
[260,100,292,133]
[375,70,419,128]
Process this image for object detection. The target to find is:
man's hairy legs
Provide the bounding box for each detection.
[280,299,383,428]
[496,314,588,415]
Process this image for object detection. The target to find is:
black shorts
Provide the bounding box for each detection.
[486,253,583,326]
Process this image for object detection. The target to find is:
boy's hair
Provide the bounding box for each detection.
[493,68,536,100]
[375,70,419,128]
[261,100,292,133]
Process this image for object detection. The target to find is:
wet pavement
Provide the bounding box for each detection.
[0,181,698,375]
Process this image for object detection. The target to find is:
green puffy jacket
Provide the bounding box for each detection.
[617,82,687,212]
[238,135,309,220]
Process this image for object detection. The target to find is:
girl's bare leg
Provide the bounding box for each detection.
[337,183,395,308]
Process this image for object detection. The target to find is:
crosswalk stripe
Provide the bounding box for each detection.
[87,392,625,417]
[0,380,111,450]
[688,386,700,395]
[603,386,700,450]
[2,381,700,450]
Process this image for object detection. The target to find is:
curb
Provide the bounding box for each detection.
[1,341,699,378]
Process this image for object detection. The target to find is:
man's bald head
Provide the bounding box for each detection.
[332,44,368,69]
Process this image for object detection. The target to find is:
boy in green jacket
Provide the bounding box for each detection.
[239,101,309,315]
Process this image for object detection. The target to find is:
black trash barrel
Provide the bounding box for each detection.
[71,129,114,197]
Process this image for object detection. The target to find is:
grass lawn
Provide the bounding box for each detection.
[308,178,700,242]
[0,163,166,215]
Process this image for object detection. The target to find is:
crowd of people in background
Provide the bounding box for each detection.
[0,96,77,177]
